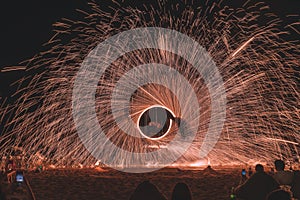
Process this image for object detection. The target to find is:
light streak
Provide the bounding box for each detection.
[1,66,26,72]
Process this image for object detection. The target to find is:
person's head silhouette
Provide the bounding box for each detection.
[255,164,264,172]
[274,160,285,171]
[130,180,166,200]
[171,182,192,200]
[267,189,291,200]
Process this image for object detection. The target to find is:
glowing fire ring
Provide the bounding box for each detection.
[136,105,176,140]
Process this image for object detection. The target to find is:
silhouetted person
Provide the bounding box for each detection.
[273,159,294,186]
[202,165,218,177]
[270,168,275,176]
[248,167,253,177]
[0,188,3,200]
[130,180,166,200]
[0,184,6,200]
[266,189,292,200]
[235,164,279,200]
[291,170,300,199]
[171,182,192,200]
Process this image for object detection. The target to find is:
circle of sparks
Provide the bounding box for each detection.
[72,27,226,172]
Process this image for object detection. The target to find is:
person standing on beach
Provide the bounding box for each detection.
[273,160,294,186]
[291,170,300,199]
[266,189,292,200]
[248,167,253,177]
[0,183,6,200]
[234,164,279,200]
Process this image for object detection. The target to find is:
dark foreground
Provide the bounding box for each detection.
[24,167,242,200]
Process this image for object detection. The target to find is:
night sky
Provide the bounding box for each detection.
[0,0,299,98]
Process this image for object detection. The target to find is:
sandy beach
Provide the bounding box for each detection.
[24,167,242,200]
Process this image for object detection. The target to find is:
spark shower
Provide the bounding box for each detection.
[0,0,299,170]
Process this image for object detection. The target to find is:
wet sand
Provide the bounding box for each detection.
[25,167,242,200]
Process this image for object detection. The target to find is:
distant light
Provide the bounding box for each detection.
[16,171,24,183]
[95,160,101,166]
[189,160,207,167]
